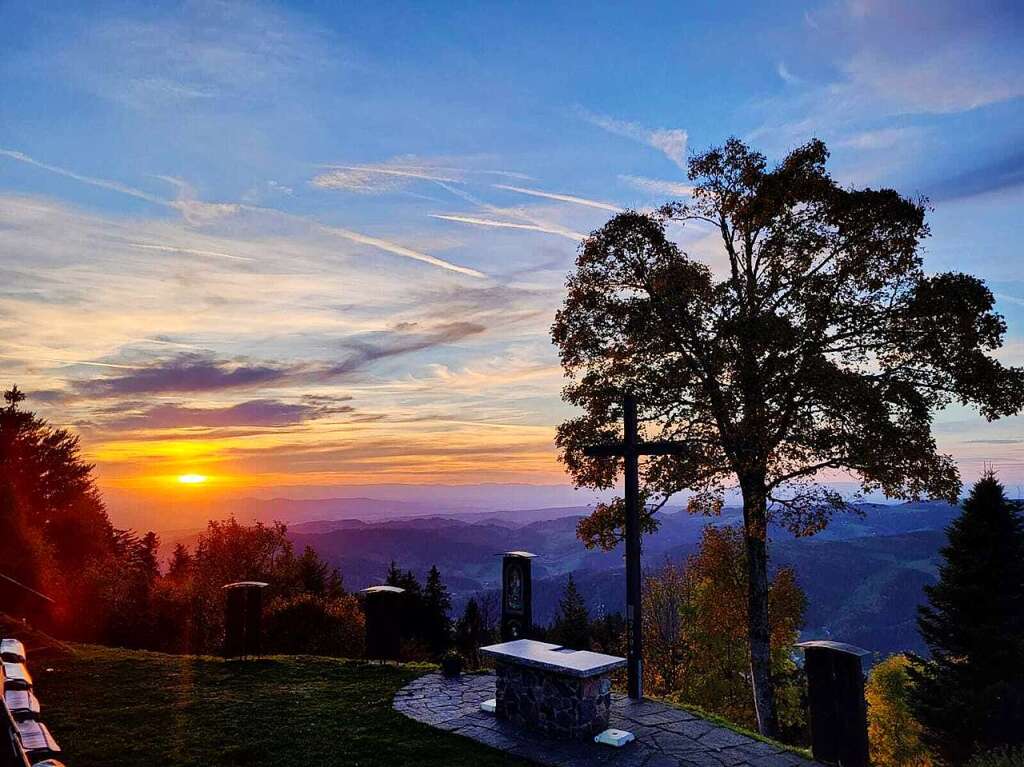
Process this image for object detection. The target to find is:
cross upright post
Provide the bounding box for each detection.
[621,393,643,700]
[584,393,691,700]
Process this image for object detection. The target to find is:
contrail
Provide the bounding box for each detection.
[431,214,586,241]
[493,184,622,212]
[129,242,254,262]
[0,149,169,206]
[2,148,484,278]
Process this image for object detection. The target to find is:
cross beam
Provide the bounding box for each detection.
[583,394,690,700]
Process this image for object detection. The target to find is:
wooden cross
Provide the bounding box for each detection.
[584,393,690,700]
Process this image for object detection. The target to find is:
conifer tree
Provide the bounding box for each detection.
[422,565,453,657]
[550,574,590,650]
[910,474,1024,765]
[456,598,485,668]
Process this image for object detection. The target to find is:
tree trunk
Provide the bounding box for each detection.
[741,475,777,737]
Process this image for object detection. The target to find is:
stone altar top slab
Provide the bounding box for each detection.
[481,639,626,678]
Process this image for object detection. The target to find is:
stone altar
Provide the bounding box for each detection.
[481,639,626,739]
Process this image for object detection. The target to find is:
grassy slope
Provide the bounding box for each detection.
[32,645,532,767]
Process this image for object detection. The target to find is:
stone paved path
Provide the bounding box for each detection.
[394,672,821,767]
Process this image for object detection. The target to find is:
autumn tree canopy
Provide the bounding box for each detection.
[552,138,1024,734]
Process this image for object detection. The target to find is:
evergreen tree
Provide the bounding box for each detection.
[456,598,484,668]
[909,474,1024,765]
[550,574,590,650]
[167,544,193,581]
[385,561,425,646]
[422,565,452,657]
[295,545,344,597]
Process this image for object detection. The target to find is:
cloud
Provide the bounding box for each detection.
[492,185,622,212]
[777,62,802,86]
[312,164,463,192]
[579,109,689,169]
[128,242,253,262]
[0,149,169,207]
[311,157,532,195]
[1,148,483,278]
[47,2,336,111]
[76,354,298,396]
[330,322,487,375]
[619,175,695,197]
[430,214,586,241]
[836,128,916,151]
[927,151,1024,201]
[103,398,347,431]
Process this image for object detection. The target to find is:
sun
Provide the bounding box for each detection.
[177,473,208,485]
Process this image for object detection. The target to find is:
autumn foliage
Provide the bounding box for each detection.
[642,525,807,735]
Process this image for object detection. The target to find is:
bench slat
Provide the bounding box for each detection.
[4,690,40,720]
[0,665,32,691]
[15,721,59,757]
[0,641,26,664]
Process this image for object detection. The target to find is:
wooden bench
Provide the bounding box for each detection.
[0,665,32,692]
[0,643,25,665]
[0,640,63,767]
[481,639,626,739]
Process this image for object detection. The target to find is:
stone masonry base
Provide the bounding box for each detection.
[494,661,611,739]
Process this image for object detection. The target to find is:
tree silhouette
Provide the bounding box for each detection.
[551,139,1024,734]
[456,598,485,668]
[422,565,453,657]
[0,385,117,626]
[550,574,590,650]
[909,474,1024,765]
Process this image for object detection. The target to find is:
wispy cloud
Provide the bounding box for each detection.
[1,149,484,278]
[76,354,299,396]
[619,175,695,198]
[430,214,586,241]
[103,399,346,431]
[777,62,802,86]
[0,149,169,207]
[578,109,688,169]
[492,184,622,212]
[129,242,253,262]
[319,223,485,278]
[311,157,532,194]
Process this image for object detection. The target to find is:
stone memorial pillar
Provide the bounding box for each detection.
[360,585,405,662]
[222,581,268,659]
[501,551,536,642]
[797,640,871,767]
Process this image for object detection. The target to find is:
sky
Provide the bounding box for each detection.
[1,0,1023,515]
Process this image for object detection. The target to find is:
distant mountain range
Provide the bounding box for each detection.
[281,499,959,660]
[154,495,959,660]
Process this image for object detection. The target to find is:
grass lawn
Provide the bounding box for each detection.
[31,644,534,767]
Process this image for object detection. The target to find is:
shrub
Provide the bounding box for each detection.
[968,748,1024,767]
[264,593,364,658]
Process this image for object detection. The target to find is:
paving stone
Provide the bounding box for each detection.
[698,728,757,749]
[658,719,717,739]
[393,672,823,767]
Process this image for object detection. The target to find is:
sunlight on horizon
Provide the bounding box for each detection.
[177,473,208,485]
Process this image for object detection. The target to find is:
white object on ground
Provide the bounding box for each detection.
[480,698,496,714]
[594,728,635,747]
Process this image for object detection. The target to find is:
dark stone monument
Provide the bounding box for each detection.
[584,393,692,699]
[797,640,871,767]
[360,585,404,662]
[222,581,268,659]
[501,551,535,641]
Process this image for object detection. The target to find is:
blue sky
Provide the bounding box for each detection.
[1,0,1022,511]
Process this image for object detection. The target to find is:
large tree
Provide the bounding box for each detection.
[551,138,1024,735]
[909,474,1024,765]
